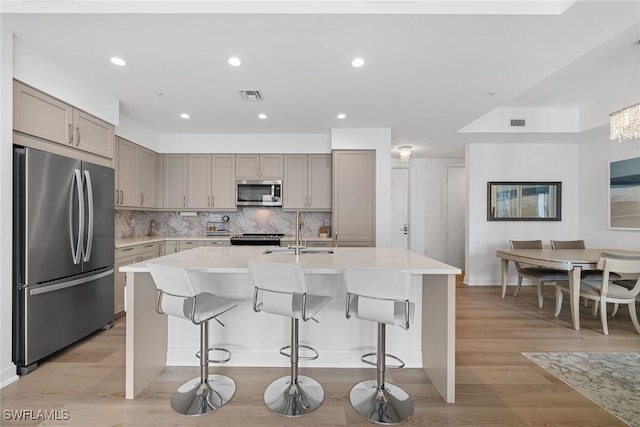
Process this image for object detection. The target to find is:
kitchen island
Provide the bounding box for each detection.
[120,246,460,403]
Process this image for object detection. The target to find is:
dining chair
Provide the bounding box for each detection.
[554,252,640,335]
[550,240,622,312]
[509,240,568,308]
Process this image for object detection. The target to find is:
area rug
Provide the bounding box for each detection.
[522,352,640,427]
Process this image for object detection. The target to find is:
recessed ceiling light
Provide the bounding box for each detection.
[110,57,126,66]
[351,57,365,68]
[337,113,347,119]
[228,57,242,67]
[180,113,190,119]
[258,113,267,120]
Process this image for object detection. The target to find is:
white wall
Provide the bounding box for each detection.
[578,126,640,249]
[13,37,119,126]
[465,143,580,285]
[0,25,18,388]
[115,115,160,152]
[158,133,331,154]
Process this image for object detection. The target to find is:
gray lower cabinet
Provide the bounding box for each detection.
[332,150,375,247]
[114,242,163,315]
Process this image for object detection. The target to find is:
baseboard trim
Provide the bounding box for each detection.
[0,363,18,389]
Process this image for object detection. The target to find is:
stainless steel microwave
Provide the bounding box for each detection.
[236,180,282,206]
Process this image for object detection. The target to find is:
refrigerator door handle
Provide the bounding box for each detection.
[29,268,114,296]
[69,169,84,264]
[82,170,94,262]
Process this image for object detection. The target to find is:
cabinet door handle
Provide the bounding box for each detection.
[120,190,124,205]
[143,244,154,248]
[183,195,186,207]
[75,126,80,146]
[208,195,210,207]
[115,189,119,205]
[211,195,215,207]
[140,193,144,206]
[308,196,311,207]
[68,124,73,145]
[121,247,134,252]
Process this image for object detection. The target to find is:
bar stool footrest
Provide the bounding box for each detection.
[279,344,319,360]
[195,347,232,364]
[361,352,405,369]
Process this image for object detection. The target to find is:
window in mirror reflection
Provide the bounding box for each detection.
[488,182,561,221]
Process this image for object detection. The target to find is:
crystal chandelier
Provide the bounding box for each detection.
[610,103,640,141]
[398,145,412,161]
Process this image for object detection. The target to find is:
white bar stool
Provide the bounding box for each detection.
[248,260,331,417]
[343,265,415,424]
[147,263,243,416]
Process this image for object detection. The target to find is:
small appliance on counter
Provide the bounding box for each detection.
[206,214,230,236]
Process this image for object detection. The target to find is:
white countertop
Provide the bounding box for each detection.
[115,235,230,248]
[119,246,461,275]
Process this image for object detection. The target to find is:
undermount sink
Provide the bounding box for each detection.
[263,247,334,255]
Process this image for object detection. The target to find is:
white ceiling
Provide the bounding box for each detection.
[3,0,640,158]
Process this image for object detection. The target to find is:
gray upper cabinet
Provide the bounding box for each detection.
[13,80,114,159]
[187,154,212,209]
[163,154,188,208]
[211,154,236,209]
[283,154,331,210]
[138,147,158,208]
[332,150,375,247]
[236,154,283,179]
[115,137,159,208]
[115,137,139,207]
[164,153,236,210]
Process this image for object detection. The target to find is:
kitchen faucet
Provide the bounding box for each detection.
[288,211,307,255]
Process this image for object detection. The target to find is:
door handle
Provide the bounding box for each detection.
[82,170,94,262]
[69,169,84,265]
[68,124,73,145]
[75,126,80,146]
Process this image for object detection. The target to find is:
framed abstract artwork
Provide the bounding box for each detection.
[610,156,640,230]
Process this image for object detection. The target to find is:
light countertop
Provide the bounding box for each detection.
[115,235,231,249]
[120,246,461,275]
[116,235,334,249]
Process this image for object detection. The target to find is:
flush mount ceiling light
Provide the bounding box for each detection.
[610,40,640,142]
[228,57,242,67]
[258,113,267,120]
[180,113,190,119]
[110,57,126,66]
[337,113,346,119]
[351,57,365,68]
[398,145,412,162]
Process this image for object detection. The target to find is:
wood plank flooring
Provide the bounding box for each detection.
[2,281,640,426]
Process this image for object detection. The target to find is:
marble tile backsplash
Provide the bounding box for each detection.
[115,208,331,239]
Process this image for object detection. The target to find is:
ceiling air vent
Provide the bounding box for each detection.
[239,90,263,101]
[509,119,526,127]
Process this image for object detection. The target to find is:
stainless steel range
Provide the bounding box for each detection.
[229,233,284,246]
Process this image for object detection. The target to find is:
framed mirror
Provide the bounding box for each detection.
[488,182,561,221]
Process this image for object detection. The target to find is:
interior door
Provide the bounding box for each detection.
[390,168,409,249]
[445,165,465,269]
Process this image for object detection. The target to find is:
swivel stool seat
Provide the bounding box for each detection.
[343,265,415,424]
[147,263,243,416]
[248,260,331,417]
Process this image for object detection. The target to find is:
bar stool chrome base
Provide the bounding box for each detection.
[263,375,325,417]
[171,374,236,416]
[349,380,413,425]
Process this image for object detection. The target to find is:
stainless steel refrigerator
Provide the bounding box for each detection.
[13,146,115,375]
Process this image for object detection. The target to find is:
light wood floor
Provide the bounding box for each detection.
[3,281,640,426]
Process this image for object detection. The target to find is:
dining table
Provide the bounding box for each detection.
[496,248,640,330]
